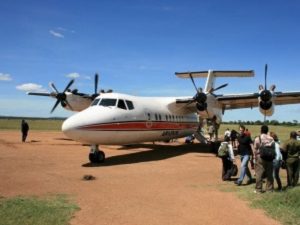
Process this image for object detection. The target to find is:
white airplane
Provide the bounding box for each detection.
[61,65,300,163]
[27,73,109,113]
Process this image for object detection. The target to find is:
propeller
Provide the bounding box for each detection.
[27,79,75,113]
[188,73,228,111]
[27,72,109,113]
[50,79,74,113]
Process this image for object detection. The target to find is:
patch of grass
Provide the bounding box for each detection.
[219,182,300,225]
[250,188,300,225]
[0,195,80,225]
[0,119,63,131]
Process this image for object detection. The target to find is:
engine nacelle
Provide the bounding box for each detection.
[196,102,207,111]
[258,87,275,116]
[258,98,275,116]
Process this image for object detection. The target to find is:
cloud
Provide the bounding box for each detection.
[0,73,12,81]
[57,27,75,33]
[83,75,91,80]
[16,83,48,92]
[49,30,64,38]
[66,72,80,79]
[49,27,75,38]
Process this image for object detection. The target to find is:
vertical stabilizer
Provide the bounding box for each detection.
[204,70,215,93]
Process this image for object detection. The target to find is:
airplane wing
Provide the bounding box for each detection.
[217,91,300,110]
[171,91,300,114]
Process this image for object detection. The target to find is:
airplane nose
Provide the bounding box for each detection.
[62,115,78,138]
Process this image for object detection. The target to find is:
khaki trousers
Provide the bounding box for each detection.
[255,156,274,192]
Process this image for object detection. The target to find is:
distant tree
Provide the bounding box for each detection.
[270,120,280,125]
[254,120,262,125]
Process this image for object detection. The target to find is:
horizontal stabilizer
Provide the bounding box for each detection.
[175,70,254,78]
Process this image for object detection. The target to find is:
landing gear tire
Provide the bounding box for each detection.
[89,151,105,163]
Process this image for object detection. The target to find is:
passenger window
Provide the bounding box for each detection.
[91,99,100,106]
[159,114,162,121]
[117,99,127,110]
[125,100,134,110]
[155,114,158,121]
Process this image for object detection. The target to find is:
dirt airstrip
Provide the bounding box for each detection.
[0,131,280,225]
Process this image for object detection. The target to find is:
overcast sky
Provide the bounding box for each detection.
[0,0,299,122]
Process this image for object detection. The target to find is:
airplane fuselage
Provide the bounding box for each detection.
[62,93,199,145]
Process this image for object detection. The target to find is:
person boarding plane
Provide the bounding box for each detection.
[61,65,300,163]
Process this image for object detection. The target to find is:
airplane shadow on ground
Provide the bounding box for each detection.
[82,142,220,167]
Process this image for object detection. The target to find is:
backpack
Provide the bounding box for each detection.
[218,142,229,158]
[259,136,276,161]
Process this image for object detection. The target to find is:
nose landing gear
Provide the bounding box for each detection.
[89,145,105,163]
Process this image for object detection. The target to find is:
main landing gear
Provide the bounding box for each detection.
[89,145,105,163]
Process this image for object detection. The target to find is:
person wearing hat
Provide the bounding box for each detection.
[281,131,300,188]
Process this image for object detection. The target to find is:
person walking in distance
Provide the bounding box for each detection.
[21,119,29,142]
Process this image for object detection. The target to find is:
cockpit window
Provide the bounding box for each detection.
[91,99,100,106]
[117,99,127,110]
[125,100,134,110]
[99,98,117,107]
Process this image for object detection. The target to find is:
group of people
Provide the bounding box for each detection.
[219,124,300,193]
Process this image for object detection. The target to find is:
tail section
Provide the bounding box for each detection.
[175,70,254,93]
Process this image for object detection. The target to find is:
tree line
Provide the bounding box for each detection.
[223,120,299,126]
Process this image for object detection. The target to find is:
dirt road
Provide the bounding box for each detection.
[0,131,280,225]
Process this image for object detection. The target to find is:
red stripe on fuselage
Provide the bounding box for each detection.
[78,121,198,131]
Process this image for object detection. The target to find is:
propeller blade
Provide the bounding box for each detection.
[49,82,59,93]
[63,79,75,93]
[264,64,268,90]
[189,73,199,93]
[95,73,99,94]
[211,83,228,92]
[27,92,51,96]
[51,99,61,113]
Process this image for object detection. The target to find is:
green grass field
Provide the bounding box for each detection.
[0,119,63,131]
[0,195,79,225]
[220,181,300,225]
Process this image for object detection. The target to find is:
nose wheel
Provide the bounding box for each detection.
[89,145,105,163]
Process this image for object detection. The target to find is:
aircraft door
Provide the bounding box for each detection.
[144,109,153,129]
